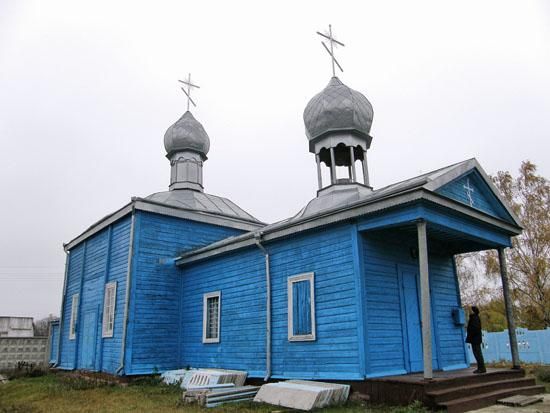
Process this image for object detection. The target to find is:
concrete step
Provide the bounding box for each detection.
[426,377,537,403]
[438,385,546,413]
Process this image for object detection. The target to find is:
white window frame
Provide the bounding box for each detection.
[69,294,79,340]
[102,282,117,338]
[288,272,316,342]
[202,291,221,344]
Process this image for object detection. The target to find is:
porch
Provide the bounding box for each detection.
[359,367,544,413]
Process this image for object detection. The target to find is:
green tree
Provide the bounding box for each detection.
[484,161,550,329]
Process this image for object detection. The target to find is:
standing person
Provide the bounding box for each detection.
[466,306,486,373]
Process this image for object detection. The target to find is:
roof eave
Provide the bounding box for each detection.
[176,188,522,266]
[63,197,265,252]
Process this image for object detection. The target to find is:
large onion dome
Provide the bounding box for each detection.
[303,77,373,144]
[164,111,210,159]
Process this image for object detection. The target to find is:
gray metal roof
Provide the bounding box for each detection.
[164,111,210,158]
[176,158,522,266]
[303,76,374,141]
[145,189,262,224]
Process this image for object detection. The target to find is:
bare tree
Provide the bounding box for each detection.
[33,314,58,337]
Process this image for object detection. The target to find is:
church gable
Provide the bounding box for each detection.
[435,170,513,222]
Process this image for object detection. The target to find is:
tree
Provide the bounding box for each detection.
[484,161,550,329]
[33,314,58,337]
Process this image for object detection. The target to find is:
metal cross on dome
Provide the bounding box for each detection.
[463,178,475,207]
[317,24,345,77]
[178,73,200,112]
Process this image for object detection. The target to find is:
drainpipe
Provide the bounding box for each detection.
[254,232,271,381]
[54,249,70,367]
[116,203,137,375]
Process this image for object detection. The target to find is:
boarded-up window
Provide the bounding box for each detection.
[102,282,117,338]
[69,294,79,340]
[202,291,221,343]
[288,273,316,341]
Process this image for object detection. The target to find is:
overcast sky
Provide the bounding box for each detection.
[1,0,549,320]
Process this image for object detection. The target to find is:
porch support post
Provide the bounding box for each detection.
[417,220,433,379]
[498,247,521,369]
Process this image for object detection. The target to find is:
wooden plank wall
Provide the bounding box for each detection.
[126,211,243,375]
[362,231,467,377]
[436,171,509,221]
[58,216,132,373]
[180,222,363,380]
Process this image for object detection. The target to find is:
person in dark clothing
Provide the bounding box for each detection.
[465,306,486,373]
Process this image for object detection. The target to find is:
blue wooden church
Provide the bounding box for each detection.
[51,72,523,381]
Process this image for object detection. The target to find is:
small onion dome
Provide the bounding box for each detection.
[303,77,374,142]
[164,111,210,159]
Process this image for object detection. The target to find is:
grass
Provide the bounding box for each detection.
[0,373,431,413]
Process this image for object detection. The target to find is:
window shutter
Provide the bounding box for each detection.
[293,280,312,335]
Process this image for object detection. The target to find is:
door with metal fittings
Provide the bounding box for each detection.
[400,266,438,373]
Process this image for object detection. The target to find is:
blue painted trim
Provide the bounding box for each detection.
[177,269,184,369]
[452,256,469,367]
[421,205,512,247]
[357,205,423,232]
[366,369,408,378]
[56,251,71,366]
[357,203,512,248]
[98,226,113,372]
[396,264,411,372]
[428,268,442,370]
[123,211,141,375]
[74,241,87,369]
[271,373,365,380]
[350,224,367,378]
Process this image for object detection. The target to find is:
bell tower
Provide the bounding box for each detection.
[163,74,210,192]
[303,26,374,194]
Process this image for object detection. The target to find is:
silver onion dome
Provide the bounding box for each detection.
[164,111,210,159]
[303,77,373,142]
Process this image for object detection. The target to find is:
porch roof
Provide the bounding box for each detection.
[176,159,522,266]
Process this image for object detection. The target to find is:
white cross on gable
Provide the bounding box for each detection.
[463,178,475,207]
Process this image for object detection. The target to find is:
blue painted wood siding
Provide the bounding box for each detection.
[126,211,243,375]
[362,232,467,377]
[436,171,512,222]
[180,223,363,380]
[58,216,132,373]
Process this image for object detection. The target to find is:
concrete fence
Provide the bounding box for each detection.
[0,337,48,370]
[467,327,550,365]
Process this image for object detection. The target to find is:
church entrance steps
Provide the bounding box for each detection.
[439,385,545,413]
[359,368,545,413]
[426,377,537,403]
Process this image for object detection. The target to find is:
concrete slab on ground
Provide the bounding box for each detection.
[469,393,550,413]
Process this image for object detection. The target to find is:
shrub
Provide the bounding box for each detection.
[534,366,550,383]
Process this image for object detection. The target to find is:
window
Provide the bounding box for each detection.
[102,282,117,337]
[288,272,316,341]
[202,291,221,343]
[69,294,79,340]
